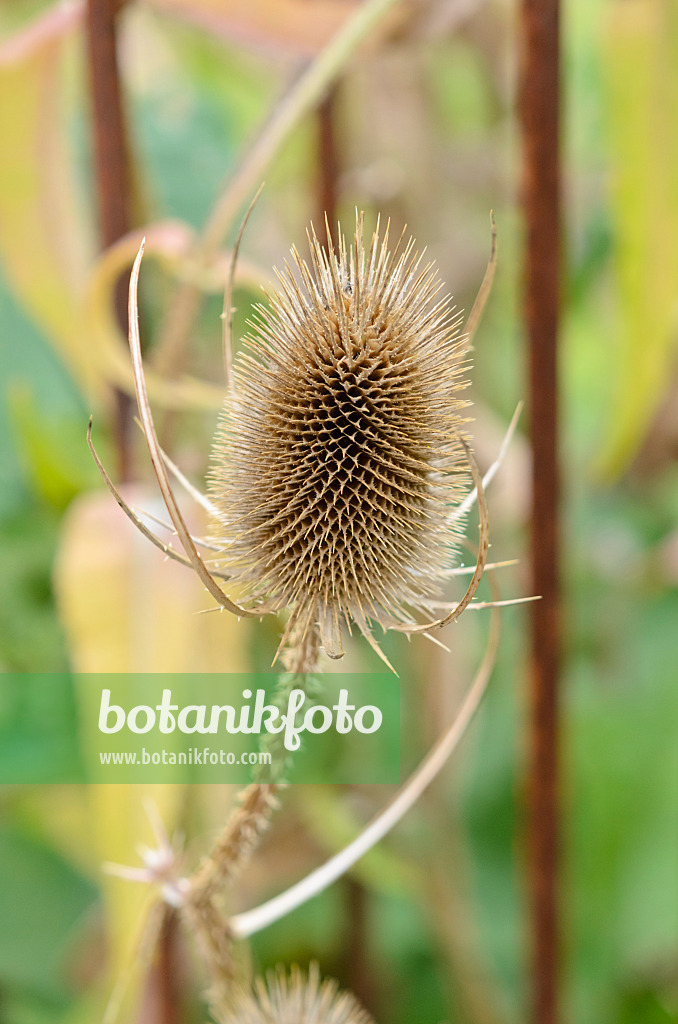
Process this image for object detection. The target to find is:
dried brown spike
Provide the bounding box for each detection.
[215,963,375,1024]
[209,214,471,662]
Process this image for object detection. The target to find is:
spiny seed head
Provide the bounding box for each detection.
[209,214,470,660]
[215,964,375,1024]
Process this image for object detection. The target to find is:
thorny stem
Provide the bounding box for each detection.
[254,624,322,784]
[181,785,278,1007]
[152,0,402,376]
[182,626,321,1009]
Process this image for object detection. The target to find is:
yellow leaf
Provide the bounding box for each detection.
[0,5,100,397]
[84,224,229,411]
[597,0,678,476]
[53,485,253,1016]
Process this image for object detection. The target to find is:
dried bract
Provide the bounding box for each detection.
[209,217,471,661]
[215,964,375,1024]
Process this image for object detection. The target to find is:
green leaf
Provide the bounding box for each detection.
[0,826,97,1001]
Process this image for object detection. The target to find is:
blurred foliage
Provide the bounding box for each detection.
[0,1,677,1023]
[596,0,678,478]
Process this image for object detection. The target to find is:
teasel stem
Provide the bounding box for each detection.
[181,784,279,1007]
[520,0,562,1021]
[183,627,321,1007]
[85,0,134,481]
[254,624,323,784]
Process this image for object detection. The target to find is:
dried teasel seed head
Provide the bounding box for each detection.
[209,214,471,661]
[215,963,375,1024]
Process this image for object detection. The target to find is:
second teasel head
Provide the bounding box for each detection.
[208,214,473,663]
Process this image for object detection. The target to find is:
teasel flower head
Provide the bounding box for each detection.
[209,215,485,665]
[215,963,375,1024]
[89,210,493,672]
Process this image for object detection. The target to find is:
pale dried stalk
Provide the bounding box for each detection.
[153,0,404,375]
[228,578,501,940]
[182,587,498,1010]
[126,241,257,618]
[222,184,265,391]
[462,211,497,351]
[449,401,523,526]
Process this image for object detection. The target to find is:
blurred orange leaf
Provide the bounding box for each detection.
[143,0,363,57]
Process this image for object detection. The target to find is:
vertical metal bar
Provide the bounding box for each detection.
[134,909,183,1024]
[519,0,562,1022]
[85,0,134,481]
[317,87,339,245]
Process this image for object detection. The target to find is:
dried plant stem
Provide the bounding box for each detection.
[153,0,402,374]
[181,784,279,1005]
[462,211,497,352]
[229,595,500,940]
[88,419,228,576]
[222,185,265,391]
[127,241,257,618]
[448,402,523,525]
[202,0,399,257]
[85,0,131,247]
[182,626,321,1006]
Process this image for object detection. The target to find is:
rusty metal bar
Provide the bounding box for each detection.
[519,0,562,1021]
[317,86,339,245]
[85,0,134,480]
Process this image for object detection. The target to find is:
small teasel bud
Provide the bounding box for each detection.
[209,214,471,662]
[215,963,375,1024]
